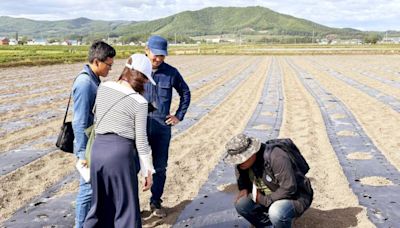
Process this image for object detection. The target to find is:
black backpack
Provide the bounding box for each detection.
[263,138,310,175]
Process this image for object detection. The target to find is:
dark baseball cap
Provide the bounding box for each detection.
[147,35,168,56]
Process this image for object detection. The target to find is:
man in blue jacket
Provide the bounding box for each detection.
[144,35,191,217]
[72,41,115,228]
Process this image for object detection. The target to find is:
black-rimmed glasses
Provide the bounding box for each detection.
[102,61,113,68]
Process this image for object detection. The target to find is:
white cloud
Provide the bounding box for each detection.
[0,0,399,30]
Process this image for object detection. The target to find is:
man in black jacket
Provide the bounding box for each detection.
[223,134,313,228]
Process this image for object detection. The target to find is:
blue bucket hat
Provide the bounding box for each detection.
[147,35,168,56]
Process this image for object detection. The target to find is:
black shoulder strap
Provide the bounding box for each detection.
[62,72,89,124]
[263,142,274,172]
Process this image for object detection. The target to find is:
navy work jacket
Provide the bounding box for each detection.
[144,62,191,126]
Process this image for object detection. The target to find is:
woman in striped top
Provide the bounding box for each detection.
[85,54,156,228]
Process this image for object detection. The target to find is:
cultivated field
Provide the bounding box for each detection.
[1,44,400,67]
[0,55,399,227]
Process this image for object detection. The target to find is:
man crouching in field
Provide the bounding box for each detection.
[72,41,116,228]
[223,134,313,228]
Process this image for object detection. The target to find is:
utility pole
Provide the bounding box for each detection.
[175,32,177,44]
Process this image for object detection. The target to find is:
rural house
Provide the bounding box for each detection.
[0,37,10,45]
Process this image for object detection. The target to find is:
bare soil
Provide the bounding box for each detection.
[1,55,399,227]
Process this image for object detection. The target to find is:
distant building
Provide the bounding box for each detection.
[36,38,47,45]
[9,38,18,45]
[27,38,47,45]
[72,40,82,45]
[65,40,80,46]
[221,38,236,43]
[62,40,72,45]
[0,37,10,45]
[203,35,236,44]
[318,38,362,45]
[48,40,62,45]
[205,37,221,43]
[317,38,329,45]
[348,39,362,45]
[336,39,362,45]
[381,37,400,44]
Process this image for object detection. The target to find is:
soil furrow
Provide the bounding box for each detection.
[279,57,374,227]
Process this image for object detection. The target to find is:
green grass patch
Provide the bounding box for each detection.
[0,44,399,68]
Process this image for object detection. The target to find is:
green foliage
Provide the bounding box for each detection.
[118,34,150,44]
[20,36,28,45]
[363,33,381,44]
[0,45,143,67]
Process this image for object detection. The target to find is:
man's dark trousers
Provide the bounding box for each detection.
[147,118,171,206]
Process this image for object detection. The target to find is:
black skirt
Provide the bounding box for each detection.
[84,133,141,228]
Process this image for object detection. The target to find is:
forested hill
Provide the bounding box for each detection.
[0,16,132,40]
[115,6,355,37]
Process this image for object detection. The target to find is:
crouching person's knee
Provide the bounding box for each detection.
[268,200,296,228]
[234,196,253,216]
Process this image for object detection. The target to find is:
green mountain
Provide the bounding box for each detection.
[0,16,132,40]
[116,6,339,37]
[111,6,377,42]
[1,6,392,43]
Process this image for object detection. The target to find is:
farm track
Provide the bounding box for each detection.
[1,55,399,227]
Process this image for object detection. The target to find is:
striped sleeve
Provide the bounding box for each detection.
[135,101,155,177]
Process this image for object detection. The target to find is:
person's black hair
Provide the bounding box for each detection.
[88,41,116,63]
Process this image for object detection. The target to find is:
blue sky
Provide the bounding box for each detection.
[0,0,399,31]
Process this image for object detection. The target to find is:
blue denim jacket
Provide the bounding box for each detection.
[72,65,100,159]
[144,62,191,126]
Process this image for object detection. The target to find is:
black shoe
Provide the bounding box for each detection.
[150,202,167,218]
